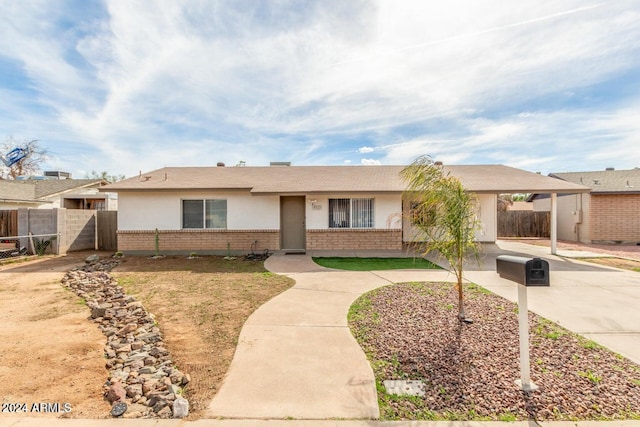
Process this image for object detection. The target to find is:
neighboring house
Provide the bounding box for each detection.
[101,164,588,254]
[530,168,640,244]
[0,172,116,210]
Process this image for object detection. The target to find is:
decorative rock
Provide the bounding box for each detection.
[85,254,100,263]
[106,381,127,404]
[181,373,191,386]
[157,405,172,418]
[167,384,181,395]
[126,384,143,398]
[139,366,156,374]
[173,397,189,418]
[61,260,189,420]
[91,306,107,319]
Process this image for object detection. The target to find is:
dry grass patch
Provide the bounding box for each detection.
[111,255,294,418]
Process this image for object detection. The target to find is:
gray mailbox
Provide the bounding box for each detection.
[496,255,549,286]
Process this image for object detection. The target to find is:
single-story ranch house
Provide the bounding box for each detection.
[101,164,589,255]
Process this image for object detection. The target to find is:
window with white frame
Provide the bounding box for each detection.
[182,199,227,229]
[329,198,374,228]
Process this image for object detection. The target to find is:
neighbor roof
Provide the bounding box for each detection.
[102,165,590,194]
[32,179,103,198]
[0,179,104,204]
[0,180,39,204]
[549,169,640,194]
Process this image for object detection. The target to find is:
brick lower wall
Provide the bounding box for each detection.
[118,228,404,253]
[117,229,280,254]
[306,229,402,250]
[590,194,640,243]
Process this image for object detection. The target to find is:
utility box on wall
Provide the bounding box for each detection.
[496,255,549,286]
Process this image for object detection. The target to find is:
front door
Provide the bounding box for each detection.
[280,196,306,253]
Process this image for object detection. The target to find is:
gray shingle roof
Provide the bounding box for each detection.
[102,165,589,194]
[0,180,38,203]
[32,179,103,198]
[0,179,103,204]
[550,169,640,194]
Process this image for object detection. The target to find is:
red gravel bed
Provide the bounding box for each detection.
[349,282,640,421]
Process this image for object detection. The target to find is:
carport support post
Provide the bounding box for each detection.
[550,193,557,255]
[516,284,538,391]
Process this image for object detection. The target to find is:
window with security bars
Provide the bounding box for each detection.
[182,199,227,229]
[329,198,374,228]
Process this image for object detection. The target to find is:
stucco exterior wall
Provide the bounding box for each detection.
[533,194,591,243]
[475,194,497,242]
[117,192,281,230]
[305,194,402,229]
[403,193,496,243]
[590,194,640,243]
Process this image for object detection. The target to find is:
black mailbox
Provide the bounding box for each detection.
[496,255,549,286]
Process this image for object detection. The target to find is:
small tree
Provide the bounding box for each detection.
[86,170,126,183]
[401,155,481,320]
[1,138,49,179]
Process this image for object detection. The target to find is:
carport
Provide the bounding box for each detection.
[447,165,591,254]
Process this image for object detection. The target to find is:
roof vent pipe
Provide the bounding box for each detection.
[217,162,225,167]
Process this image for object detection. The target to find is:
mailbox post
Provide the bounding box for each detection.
[496,255,549,392]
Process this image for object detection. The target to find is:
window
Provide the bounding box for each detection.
[182,199,227,229]
[410,201,436,227]
[329,198,374,228]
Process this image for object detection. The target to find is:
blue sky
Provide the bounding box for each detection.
[1,1,639,178]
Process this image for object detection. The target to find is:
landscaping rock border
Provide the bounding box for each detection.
[62,258,190,419]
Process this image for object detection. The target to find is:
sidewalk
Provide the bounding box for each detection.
[3,418,640,427]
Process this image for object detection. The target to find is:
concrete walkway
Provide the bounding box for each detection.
[207,252,456,419]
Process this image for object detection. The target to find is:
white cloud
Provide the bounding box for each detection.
[361,158,382,165]
[358,146,375,153]
[0,1,638,176]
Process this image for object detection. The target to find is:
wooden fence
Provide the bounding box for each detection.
[97,211,118,251]
[498,211,550,238]
[0,210,18,237]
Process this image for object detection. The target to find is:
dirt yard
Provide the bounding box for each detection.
[0,253,111,419]
[0,253,294,419]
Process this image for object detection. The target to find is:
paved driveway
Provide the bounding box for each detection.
[461,240,640,364]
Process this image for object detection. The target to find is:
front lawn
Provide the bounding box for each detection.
[312,257,441,271]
